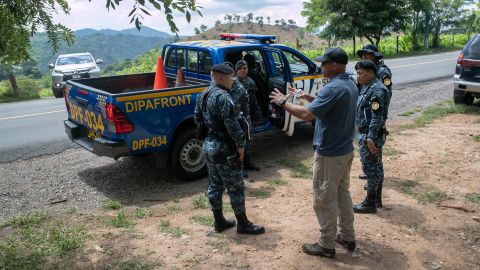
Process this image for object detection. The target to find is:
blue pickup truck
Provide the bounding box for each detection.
[64,34,325,180]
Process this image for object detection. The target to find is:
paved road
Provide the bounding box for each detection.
[0,51,460,162]
[346,51,459,86]
[0,98,76,162]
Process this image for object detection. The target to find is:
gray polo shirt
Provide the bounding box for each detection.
[306,73,358,156]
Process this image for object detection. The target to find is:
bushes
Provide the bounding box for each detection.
[301,33,468,61]
[0,76,51,103]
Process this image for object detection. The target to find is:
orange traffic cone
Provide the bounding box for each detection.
[153,57,168,90]
[175,68,186,87]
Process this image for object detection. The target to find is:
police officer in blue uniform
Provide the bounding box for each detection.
[194,63,265,234]
[353,60,389,214]
[234,60,261,175]
[357,45,392,207]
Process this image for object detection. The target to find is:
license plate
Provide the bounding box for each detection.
[72,74,81,79]
[87,129,101,140]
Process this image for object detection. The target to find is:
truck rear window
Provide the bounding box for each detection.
[464,35,480,60]
[187,50,212,74]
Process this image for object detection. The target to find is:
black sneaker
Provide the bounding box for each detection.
[335,235,356,251]
[301,243,335,258]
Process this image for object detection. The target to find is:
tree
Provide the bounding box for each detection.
[194,28,201,35]
[302,0,409,47]
[288,19,297,27]
[267,17,271,25]
[215,20,222,30]
[1,0,202,97]
[0,0,73,97]
[429,0,469,47]
[200,24,208,32]
[112,0,203,34]
[406,0,433,49]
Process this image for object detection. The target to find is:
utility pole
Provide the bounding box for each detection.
[424,9,431,49]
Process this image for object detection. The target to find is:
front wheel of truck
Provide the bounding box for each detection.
[170,128,207,181]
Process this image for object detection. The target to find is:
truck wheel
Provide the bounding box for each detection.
[170,128,207,181]
[453,90,474,105]
[53,90,63,98]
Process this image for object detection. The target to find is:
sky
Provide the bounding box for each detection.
[52,0,307,36]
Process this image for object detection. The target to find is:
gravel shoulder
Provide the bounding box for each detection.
[0,78,454,221]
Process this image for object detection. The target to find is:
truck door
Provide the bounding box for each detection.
[263,48,292,131]
[277,47,324,136]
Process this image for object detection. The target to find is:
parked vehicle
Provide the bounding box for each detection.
[454,33,480,105]
[49,52,103,98]
[63,34,324,180]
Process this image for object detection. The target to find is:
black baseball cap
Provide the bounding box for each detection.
[356,44,383,59]
[211,63,234,74]
[235,60,248,71]
[355,60,377,72]
[315,48,348,64]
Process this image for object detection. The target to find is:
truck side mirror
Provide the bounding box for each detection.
[96,59,103,64]
[48,63,54,69]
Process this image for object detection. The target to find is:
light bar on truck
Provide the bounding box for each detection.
[219,33,276,43]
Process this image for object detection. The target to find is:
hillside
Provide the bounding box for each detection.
[31,28,176,73]
[188,23,326,50]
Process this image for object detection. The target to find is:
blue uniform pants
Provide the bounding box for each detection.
[206,161,246,214]
[358,137,383,192]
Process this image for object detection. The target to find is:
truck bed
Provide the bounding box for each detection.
[68,72,209,95]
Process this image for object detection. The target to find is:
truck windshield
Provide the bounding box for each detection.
[57,55,94,66]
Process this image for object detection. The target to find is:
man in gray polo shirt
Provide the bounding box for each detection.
[269,48,358,258]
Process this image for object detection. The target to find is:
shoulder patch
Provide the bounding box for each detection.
[383,77,391,86]
[371,101,380,111]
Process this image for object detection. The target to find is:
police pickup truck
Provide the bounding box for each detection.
[64,34,324,180]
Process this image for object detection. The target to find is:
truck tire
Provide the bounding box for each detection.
[170,128,207,181]
[53,89,63,98]
[453,90,474,105]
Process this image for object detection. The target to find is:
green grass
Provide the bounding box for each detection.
[473,135,480,143]
[397,179,419,196]
[465,193,480,204]
[397,99,480,131]
[267,177,289,187]
[38,88,53,98]
[108,259,155,270]
[398,107,422,117]
[416,190,448,204]
[104,211,136,228]
[382,146,406,156]
[132,208,151,219]
[0,214,88,270]
[166,202,182,213]
[101,198,123,210]
[246,186,275,198]
[158,220,186,238]
[278,157,312,179]
[190,215,214,227]
[192,194,209,209]
[0,212,49,228]
[206,236,230,252]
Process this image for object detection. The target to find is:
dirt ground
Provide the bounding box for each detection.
[38,112,477,270]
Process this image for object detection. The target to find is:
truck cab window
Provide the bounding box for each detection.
[271,51,286,79]
[166,48,176,68]
[198,51,212,74]
[187,50,198,72]
[282,50,311,75]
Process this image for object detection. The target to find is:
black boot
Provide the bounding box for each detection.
[353,191,377,214]
[235,212,265,235]
[376,182,383,208]
[244,154,261,171]
[212,209,236,232]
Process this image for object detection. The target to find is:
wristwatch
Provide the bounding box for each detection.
[278,98,287,107]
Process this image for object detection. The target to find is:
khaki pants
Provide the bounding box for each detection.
[312,151,355,249]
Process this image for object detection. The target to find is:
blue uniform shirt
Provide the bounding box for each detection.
[306,73,359,156]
